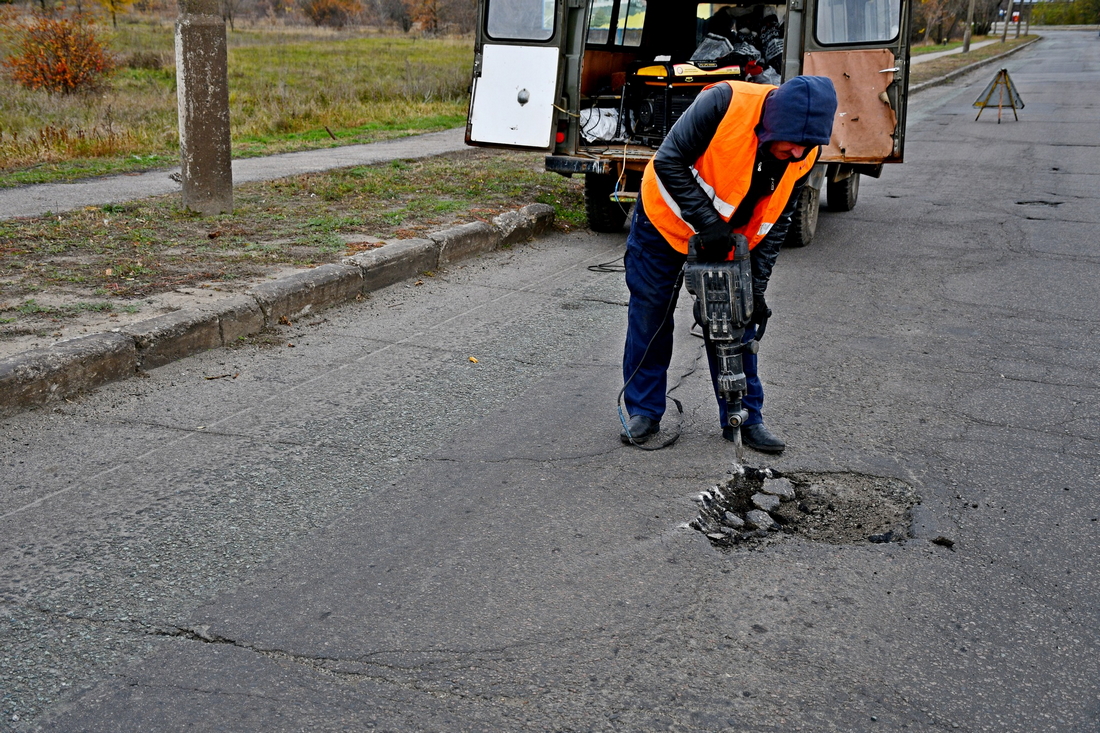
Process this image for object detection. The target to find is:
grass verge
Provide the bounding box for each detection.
[0,148,585,343]
[909,36,1037,85]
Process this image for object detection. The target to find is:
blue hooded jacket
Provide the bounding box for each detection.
[757,76,838,147]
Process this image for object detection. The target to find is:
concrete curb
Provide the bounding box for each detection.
[0,203,555,418]
[910,36,1042,94]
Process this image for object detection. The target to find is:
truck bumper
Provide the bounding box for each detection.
[544,156,615,176]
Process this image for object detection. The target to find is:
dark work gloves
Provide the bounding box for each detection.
[751,292,771,326]
[694,221,734,262]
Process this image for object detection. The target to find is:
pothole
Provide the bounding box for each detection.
[690,467,919,548]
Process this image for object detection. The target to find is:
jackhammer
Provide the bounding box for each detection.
[682,231,764,463]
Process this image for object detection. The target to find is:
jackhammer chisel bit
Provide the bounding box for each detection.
[683,231,755,464]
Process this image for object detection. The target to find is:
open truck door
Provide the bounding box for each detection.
[800,0,910,166]
[791,0,911,232]
[466,0,581,149]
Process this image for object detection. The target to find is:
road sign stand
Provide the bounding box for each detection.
[974,69,1024,123]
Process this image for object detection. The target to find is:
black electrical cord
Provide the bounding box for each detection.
[587,255,626,273]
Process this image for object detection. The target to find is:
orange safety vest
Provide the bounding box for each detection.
[640,81,818,254]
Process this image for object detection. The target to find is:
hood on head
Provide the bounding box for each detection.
[757,76,838,148]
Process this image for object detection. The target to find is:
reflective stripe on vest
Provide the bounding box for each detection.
[640,80,817,254]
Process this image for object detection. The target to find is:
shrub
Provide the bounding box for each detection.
[299,0,363,27]
[3,15,115,93]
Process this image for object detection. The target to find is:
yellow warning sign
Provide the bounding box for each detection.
[974,69,1024,122]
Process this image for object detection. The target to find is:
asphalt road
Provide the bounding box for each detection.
[2,30,1099,732]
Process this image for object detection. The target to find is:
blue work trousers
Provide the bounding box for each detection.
[622,204,764,427]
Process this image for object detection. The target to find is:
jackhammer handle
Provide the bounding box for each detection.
[754,308,771,342]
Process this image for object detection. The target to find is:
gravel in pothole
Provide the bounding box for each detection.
[690,467,919,547]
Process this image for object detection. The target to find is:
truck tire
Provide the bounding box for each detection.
[827,171,860,212]
[585,173,630,233]
[784,185,820,248]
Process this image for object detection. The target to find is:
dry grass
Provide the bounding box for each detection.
[0,12,471,184]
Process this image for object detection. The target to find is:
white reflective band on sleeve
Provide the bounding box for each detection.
[655,175,696,233]
[691,168,736,218]
[757,222,773,236]
[655,169,737,233]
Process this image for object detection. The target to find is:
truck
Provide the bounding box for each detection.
[464,0,912,245]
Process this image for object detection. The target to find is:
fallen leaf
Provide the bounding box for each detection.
[414,280,424,286]
[278,315,292,325]
[208,230,222,239]
[287,343,296,348]
[105,268,113,276]
[345,241,385,254]
[468,356,479,363]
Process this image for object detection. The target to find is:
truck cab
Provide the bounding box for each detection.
[466,0,911,244]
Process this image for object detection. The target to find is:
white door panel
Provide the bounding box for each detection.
[469,44,560,148]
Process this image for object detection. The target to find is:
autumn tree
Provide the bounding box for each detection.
[96,0,133,27]
[2,13,115,93]
[405,0,440,32]
[402,0,473,32]
[300,0,362,27]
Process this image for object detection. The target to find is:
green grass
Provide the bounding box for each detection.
[0,15,472,186]
[912,39,975,55]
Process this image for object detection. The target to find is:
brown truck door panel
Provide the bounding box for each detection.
[803,0,911,163]
[803,49,898,162]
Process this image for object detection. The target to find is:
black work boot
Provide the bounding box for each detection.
[739,423,786,454]
[620,415,660,444]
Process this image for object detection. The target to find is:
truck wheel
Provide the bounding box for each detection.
[585,173,630,233]
[827,171,860,212]
[785,185,820,248]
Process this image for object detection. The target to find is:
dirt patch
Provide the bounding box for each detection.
[691,468,919,548]
[0,266,305,359]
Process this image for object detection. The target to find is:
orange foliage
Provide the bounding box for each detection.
[405,0,442,32]
[2,15,115,94]
[299,0,363,27]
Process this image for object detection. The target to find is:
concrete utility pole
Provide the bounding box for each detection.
[175,0,233,215]
[963,0,977,52]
